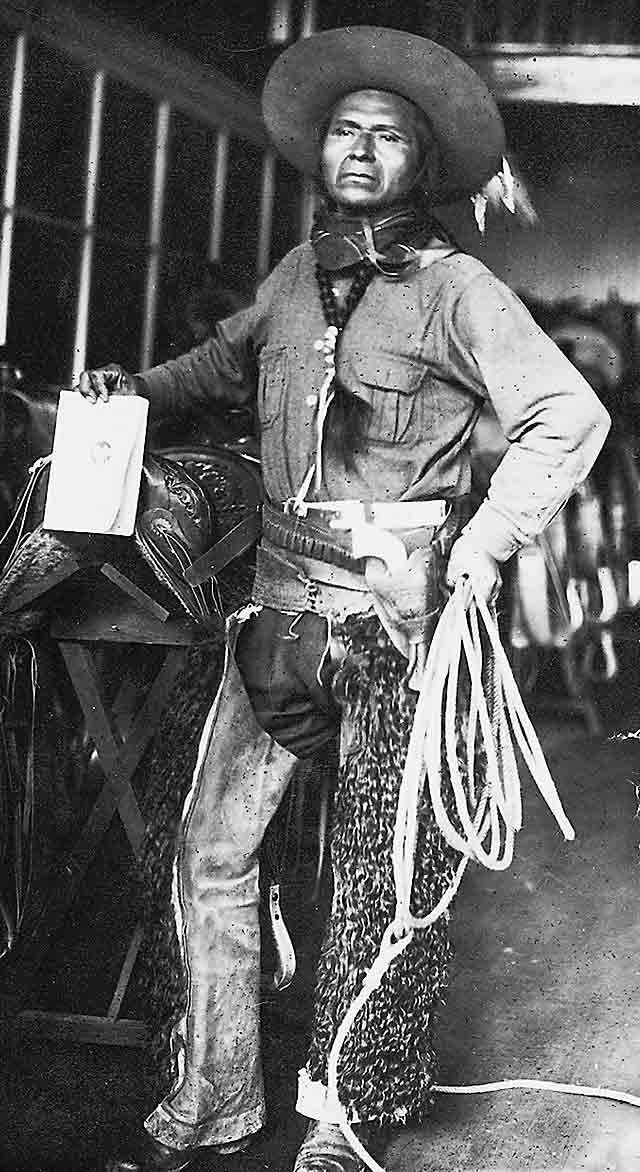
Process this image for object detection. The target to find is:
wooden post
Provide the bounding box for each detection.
[71,69,105,384]
[257,149,276,280]
[0,31,26,348]
[209,127,229,263]
[140,100,171,371]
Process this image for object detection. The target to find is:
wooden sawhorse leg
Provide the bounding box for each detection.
[5,640,186,1044]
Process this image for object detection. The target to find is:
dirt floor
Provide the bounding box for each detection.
[1,650,640,1172]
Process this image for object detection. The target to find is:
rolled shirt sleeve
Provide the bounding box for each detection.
[451,274,611,562]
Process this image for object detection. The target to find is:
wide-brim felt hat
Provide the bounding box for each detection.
[262,25,506,204]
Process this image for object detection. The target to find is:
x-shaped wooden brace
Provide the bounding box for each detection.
[12,639,186,997]
[58,638,185,867]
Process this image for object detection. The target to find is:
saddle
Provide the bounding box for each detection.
[0,444,263,628]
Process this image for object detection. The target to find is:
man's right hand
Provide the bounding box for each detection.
[77,363,142,403]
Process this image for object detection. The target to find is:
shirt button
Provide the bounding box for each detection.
[306,394,318,407]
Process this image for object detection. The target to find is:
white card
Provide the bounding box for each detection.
[43,391,149,536]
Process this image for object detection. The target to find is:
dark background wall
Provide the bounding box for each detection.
[84,0,640,306]
[445,104,640,306]
[4,0,640,381]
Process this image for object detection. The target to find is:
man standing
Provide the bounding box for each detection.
[81,27,610,1172]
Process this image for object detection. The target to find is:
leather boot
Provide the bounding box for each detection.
[105,1131,197,1172]
[105,1131,250,1172]
[292,1121,388,1172]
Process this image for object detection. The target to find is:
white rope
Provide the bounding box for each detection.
[0,455,52,577]
[325,579,634,1172]
[433,1079,640,1108]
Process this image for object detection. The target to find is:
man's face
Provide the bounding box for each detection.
[320,90,428,212]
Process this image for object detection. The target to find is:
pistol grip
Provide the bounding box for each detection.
[351,522,408,574]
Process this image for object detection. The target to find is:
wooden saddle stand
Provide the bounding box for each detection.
[0,444,262,1047]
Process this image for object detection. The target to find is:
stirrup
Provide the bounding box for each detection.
[293,1121,385,1172]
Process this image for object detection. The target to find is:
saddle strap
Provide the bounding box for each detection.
[0,456,51,576]
[184,508,262,586]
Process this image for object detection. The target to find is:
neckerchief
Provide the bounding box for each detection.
[311,198,437,278]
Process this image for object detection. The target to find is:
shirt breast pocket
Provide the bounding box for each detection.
[355,350,427,446]
[257,344,288,429]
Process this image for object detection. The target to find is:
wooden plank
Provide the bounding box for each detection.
[1,1010,149,1047]
[58,642,147,855]
[184,509,261,585]
[100,562,170,622]
[3,558,81,612]
[111,677,143,740]
[107,924,145,1022]
[50,596,196,644]
[62,642,185,859]
[59,643,186,859]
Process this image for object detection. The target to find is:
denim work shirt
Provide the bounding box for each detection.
[140,242,610,562]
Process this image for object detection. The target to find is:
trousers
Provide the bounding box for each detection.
[145,606,343,1152]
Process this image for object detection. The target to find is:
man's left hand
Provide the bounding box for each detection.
[446,537,501,604]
